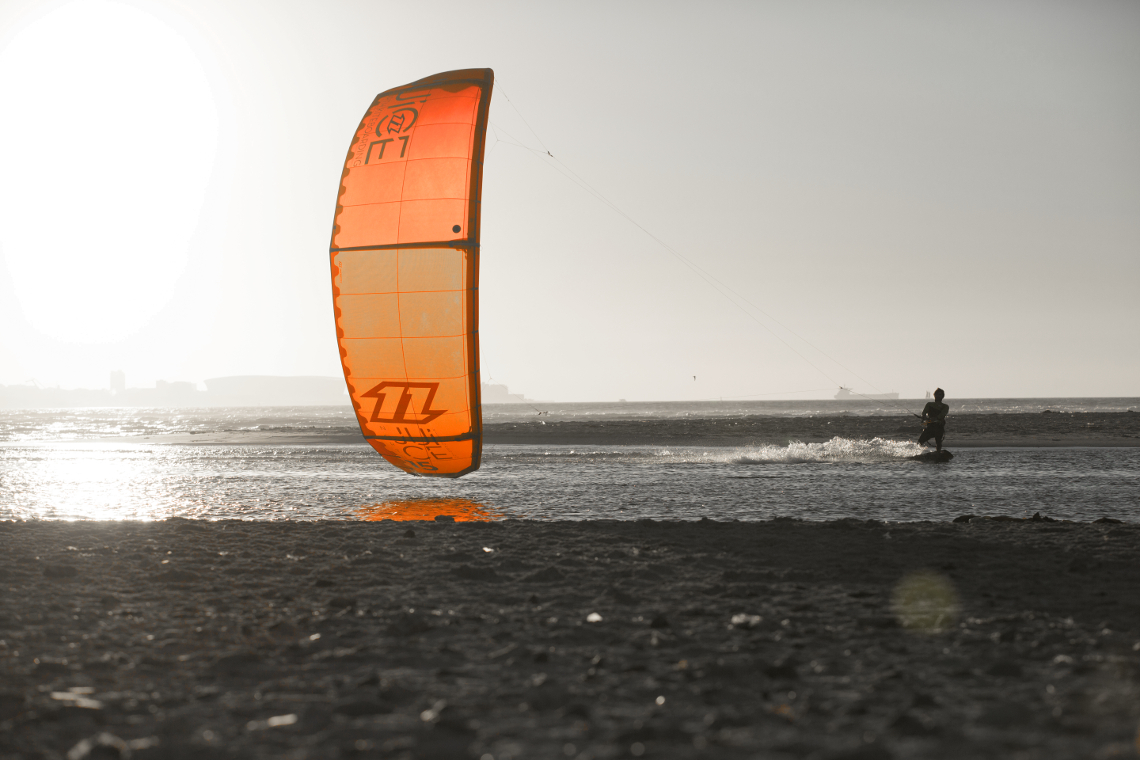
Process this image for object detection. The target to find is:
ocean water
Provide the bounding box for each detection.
[1,403,1137,523]
[2,397,1137,443]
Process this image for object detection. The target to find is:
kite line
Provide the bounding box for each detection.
[490,86,919,413]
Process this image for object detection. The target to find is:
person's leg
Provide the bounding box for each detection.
[935,429,944,452]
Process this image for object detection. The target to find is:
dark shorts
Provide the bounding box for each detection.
[918,423,945,447]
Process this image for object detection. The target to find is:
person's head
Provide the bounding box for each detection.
[934,388,945,401]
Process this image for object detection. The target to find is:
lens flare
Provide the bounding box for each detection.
[891,570,960,633]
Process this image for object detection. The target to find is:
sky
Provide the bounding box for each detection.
[0,0,1137,401]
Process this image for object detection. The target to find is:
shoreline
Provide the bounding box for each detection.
[3,411,1138,448]
[2,518,1137,759]
[4,412,1138,448]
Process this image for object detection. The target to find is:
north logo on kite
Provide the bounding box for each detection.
[365,105,421,164]
[362,381,446,425]
[387,111,407,133]
[375,107,419,136]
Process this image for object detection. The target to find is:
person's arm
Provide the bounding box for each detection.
[921,402,935,420]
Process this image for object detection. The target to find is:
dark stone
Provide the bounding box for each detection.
[328,596,356,609]
[378,680,417,702]
[952,515,975,523]
[43,564,79,580]
[703,709,753,729]
[0,690,26,720]
[434,711,477,735]
[764,658,799,679]
[889,712,939,736]
[211,651,264,676]
[410,726,476,760]
[910,693,938,708]
[527,683,570,712]
[1068,558,1097,573]
[1093,517,1124,524]
[133,740,231,760]
[561,702,591,719]
[451,565,501,582]
[522,566,565,583]
[650,614,670,629]
[355,672,379,687]
[334,698,393,717]
[434,515,455,523]
[977,701,1034,728]
[627,722,693,744]
[386,612,434,637]
[156,569,198,583]
[403,529,416,538]
[816,743,894,760]
[986,661,1023,678]
[607,586,638,605]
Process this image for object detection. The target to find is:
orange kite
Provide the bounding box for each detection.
[330,69,493,477]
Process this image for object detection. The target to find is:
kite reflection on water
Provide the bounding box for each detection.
[355,497,503,522]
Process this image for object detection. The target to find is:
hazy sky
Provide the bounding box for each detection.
[1,0,1137,401]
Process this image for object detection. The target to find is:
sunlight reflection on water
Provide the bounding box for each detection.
[356,498,502,522]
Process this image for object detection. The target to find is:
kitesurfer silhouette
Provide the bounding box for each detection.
[918,388,949,452]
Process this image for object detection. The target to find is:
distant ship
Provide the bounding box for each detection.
[834,387,899,401]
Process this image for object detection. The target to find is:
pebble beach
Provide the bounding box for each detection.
[3,517,1138,759]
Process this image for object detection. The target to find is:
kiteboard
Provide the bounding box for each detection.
[911,450,954,463]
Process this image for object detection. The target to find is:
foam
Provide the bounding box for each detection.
[649,437,924,465]
[494,437,926,465]
[733,437,925,464]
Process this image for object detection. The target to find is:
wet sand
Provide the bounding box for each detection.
[3,518,1138,759]
[97,412,1140,448]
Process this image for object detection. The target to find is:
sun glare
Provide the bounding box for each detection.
[0,0,219,344]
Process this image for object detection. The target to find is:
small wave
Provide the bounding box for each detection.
[232,425,360,433]
[729,437,923,464]
[492,437,925,466]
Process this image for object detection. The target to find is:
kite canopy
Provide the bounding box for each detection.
[330,69,493,477]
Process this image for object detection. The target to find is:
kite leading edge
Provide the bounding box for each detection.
[330,69,493,477]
